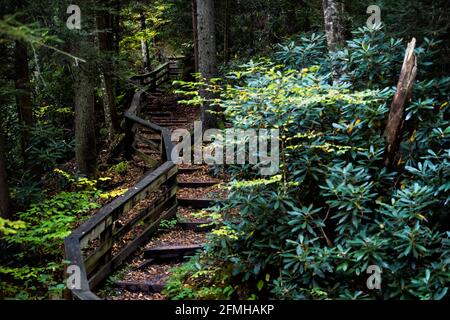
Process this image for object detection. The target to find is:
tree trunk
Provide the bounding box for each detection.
[322,0,344,52]
[73,60,97,178]
[192,0,199,72]
[72,29,97,178]
[112,0,121,54]
[14,40,34,166]
[96,6,120,141]
[223,0,230,63]
[196,0,221,129]
[384,38,417,168]
[140,12,151,72]
[0,123,11,220]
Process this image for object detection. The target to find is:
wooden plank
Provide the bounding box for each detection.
[178,167,201,174]
[84,236,113,276]
[177,181,220,188]
[154,69,169,83]
[149,111,173,117]
[133,148,160,167]
[134,134,161,151]
[80,216,113,249]
[124,113,165,133]
[126,92,144,117]
[122,164,177,213]
[64,236,91,292]
[177,221,214,232]
[130,63,170,81]
[85,185,177,276]
[144,244,204,260]
[71,290,101,300]
[162,129,173,162]
[177,198,216,209]
[134,259,155,270]
[116,281,164,293]
[113,185,178,239]
[88,203,177,289]
[75,162,176,241]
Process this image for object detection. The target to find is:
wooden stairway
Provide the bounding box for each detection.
[107,92,228,300]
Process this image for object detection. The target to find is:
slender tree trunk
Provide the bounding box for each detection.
[223,0,230,63]
[197,0,221,129]
[96,7,120,141]
[14,40,34,166]
[112,0,121,54]
[197,0,217,80]
[0,123,11,220]
[322,0,345,82]
[192,0,199,72]
[322,0,344,52]
[140,12,151,71]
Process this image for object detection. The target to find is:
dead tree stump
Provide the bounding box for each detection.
[384,38,417,168]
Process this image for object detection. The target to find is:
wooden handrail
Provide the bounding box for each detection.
[130,62,170,81]
[129,60,182,90]
[64,58,183,300]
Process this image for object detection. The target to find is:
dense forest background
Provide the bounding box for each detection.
[0,0,449,300]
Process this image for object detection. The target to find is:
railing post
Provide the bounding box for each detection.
[124,116,134,160]
[161,129,173,162]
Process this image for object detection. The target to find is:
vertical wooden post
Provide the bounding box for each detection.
[124,117,134,160]
[384,38,417,168]
[99,226,113,266]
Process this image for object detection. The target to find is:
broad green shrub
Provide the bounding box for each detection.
[0,170,104,299]
[29,122,74,171]
[166,28,450,300]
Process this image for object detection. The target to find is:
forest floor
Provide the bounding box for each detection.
[96,90,229,300]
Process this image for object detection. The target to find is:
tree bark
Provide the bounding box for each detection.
[112,0,121,54]
[70,1,97,178]
[0,123,11,220]
[384,38,417,168]
[192,0,199,72]
[96,6,120,141]
[196,0,221,129]
[73,54,97,178]
[14,40,34,166]
[197,0,217,80]
[223,0,230,63]
[322,0,344,52]
[140,12,151,72]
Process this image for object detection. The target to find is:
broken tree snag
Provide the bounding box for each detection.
[384,38,417,168]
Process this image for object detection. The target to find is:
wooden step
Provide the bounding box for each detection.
[177,181,220,188]
[177,221,214,232]
[151,118,187,123]
[177,198,216,209]
[116,280,164,293]
[144,244,203,259]
[153,119,187,123]
[134,259,156,270]
[148,111,173,117]
[178,167,201,174]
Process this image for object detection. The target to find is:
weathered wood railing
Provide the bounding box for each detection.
[64,59,182,300]
[130,56,184,90]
